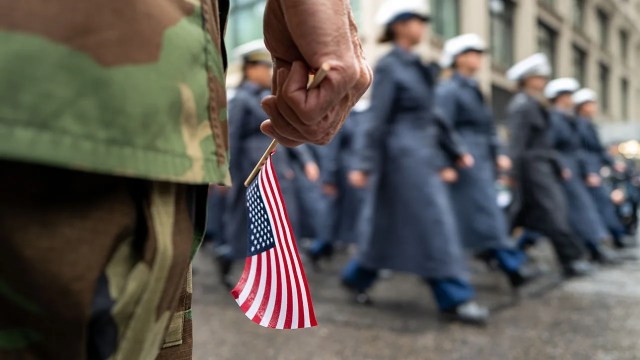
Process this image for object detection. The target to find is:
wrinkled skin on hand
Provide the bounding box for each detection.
[261,0,372,147]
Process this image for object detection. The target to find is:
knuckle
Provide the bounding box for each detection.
[355,68,373,93]
[307,130,327,144]
[342,61,360,85]
[278,138,301,147]
[314,135,333,146]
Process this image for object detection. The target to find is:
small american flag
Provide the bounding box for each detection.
[231,153,317,329]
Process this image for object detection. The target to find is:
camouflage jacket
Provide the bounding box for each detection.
[0,0,231,184]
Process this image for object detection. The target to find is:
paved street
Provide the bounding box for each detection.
[192,242,640,360]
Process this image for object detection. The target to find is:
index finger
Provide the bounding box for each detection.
[282,60,356,124]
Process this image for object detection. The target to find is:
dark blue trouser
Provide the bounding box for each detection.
[341,259,475,311]
[516,230,544,250]
[492,248,527,274]
[309,238,333,257]
[588,187,627,245]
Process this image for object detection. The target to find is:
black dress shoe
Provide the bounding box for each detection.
[507,265,542,289]
[440,301,489,326]
[341,280,373,306]
[563,260,595,278]
[474,251,500,272]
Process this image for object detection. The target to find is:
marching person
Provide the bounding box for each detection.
[436,34,537,288]
[608,153,640,237]
[307,101,371,266]
[204,184,231,282]
[290,143,335,266]
[0,0,371,357]
[574,89,629,249]
[343,0,489,325]
[223,41,302,287]
[546,79,620,264]
[505,54,593,278]
[322,101,371,246]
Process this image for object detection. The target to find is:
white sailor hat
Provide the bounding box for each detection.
[572,88,598,106]
[376,0,430,26]
[544,78,580,100]
[440,33,487,68]
[233,40,272,65]
[506,53,552,82]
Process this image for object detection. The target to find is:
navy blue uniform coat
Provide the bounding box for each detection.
[507,93,584,263]
[320,111,366,244]
[436,73,512,252]
[548,110,609,245]
[290,144,330,240]
[352,47,468,279]
[577,117,624,232]
[225,81,299,259]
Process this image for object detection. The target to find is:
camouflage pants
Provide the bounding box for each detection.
[0,161,207,359]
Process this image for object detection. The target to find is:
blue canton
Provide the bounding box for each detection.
[246,180,277,257]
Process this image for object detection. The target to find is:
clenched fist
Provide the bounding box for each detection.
[260,0,372,147]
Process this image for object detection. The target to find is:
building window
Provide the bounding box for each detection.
[599,63,610,112]
[572,46,587,86]
[538,22,557,76]
[621,78,629,120]
[430,0,460,39]
[490,0,515,69]
[572,0,585,28]
[225,0,266,55]
[597,9,609,51]
[620,30,629,63]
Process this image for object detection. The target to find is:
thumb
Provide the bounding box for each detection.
[283,61,312,100]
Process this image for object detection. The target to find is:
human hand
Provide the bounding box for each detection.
[496,155,512,172]
[614,161,627,173]
[261,0,372,146]
[611,189,625,205]
[456,154,475,169]
[304,162,321,182]
[348,170,369,188]
[562,169,572,181]
[285,169,296,180]
[585,173,602,187]
[322,184,339,196]
[440,168,459,183]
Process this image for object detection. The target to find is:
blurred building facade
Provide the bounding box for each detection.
[225,0,640,141]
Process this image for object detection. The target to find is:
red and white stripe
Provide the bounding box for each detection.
[231,155,317,329]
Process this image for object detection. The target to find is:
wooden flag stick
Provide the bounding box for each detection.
[243,63,331,187]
